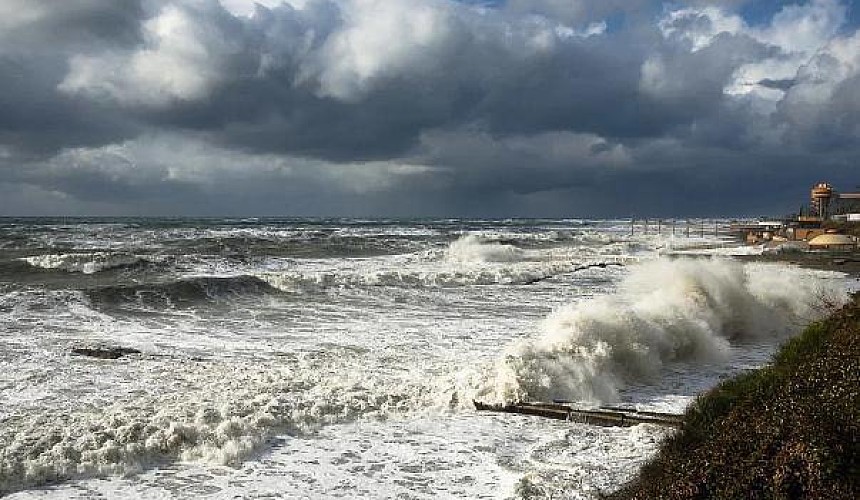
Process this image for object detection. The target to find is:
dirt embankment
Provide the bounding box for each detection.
[609,293,860,499]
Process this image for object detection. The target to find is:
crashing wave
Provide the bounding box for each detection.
[0,355,438,496]
[470,258,846,404]
[444,234,526,263]
[21,253,163,274]
[0,257,844,495]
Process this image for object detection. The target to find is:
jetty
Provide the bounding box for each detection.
[473,400,684,429]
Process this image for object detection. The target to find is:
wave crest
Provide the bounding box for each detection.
[21,253,163,274]
[257,260,623,290]
[85,276,280,307]
[472,258,846,404]
[444,235,525,263]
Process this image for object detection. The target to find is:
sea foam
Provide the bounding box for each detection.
[0,257,845,496]
[444,235,526,263]
[21,253,162,274]
[0,355,437,496]
[471,258,846,404]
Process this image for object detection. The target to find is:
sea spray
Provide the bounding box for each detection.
[0,355,441,496]
[471,258,846,404]
[445,234,525,263]
[21,253,164,274]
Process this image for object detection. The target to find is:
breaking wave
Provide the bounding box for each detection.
[257,260,623,290]
[471,258,847,404]
[0,356,438,496]
[21,253,165,274]
[85,275,281,307]
[0,257,847,495]
[445,234,526,263]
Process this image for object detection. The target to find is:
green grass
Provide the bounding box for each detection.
[609,294,860,499]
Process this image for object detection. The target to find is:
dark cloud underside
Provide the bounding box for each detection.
[0,0,857,216]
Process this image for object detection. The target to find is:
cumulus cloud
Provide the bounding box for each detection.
[0,0,858,216]
[60,1,251,107]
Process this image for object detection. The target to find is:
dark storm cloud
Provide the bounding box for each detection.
[0,0,146,156]
[102,1,650,160]
[0,0,858,216]
[0,56,139,157]
[0,0,145,50]
[758,77,796,91]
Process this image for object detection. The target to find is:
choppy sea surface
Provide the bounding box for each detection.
[0,218,849,499]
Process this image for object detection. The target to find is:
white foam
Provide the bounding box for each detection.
[470,258,847,404]
[2,220,849,498]
[444,234,526,263]
[0,354,444,495]
[21,253,160,274]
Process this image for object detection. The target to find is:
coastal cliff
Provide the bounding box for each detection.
[610,293,859,499]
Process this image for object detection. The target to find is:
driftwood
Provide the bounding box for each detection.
[474,400,684,429]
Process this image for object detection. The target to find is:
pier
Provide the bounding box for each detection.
[473,400,684,429]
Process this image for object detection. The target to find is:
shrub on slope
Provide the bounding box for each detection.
[611,294,859,499]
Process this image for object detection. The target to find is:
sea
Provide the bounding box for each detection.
[0,217,851,499]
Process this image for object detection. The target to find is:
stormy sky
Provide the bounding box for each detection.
[0,0,858,217]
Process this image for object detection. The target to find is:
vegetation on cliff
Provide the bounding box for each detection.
[611,293,859,499]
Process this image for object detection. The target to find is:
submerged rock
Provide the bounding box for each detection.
[71,346,141,359]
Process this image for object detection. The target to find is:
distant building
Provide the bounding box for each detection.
[735,181,858,246]
[810,182,834,220]
[808,233,858,251]
[837,191,860,220]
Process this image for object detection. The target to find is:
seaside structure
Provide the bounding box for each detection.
[835,190,860,221]
[807,233,858,251]
[811,182,834,220]
[734,181,859,248]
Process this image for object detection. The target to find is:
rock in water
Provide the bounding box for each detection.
[71,346,141,359]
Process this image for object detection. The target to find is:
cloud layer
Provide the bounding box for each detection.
[1,0,858,216]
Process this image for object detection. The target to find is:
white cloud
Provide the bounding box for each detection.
[755,0,845,55]
[780,30,860,126]
[658,6,744,52]
[220,0,287,16]
[59,2,242,107]
[655,0,849,108]
[0,0,51,32]
[729,0,846,101]
[301,0,458,100]
[36,133,439,197]
[294,0,607,101]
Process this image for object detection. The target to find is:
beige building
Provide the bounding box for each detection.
[807,233,858,251]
